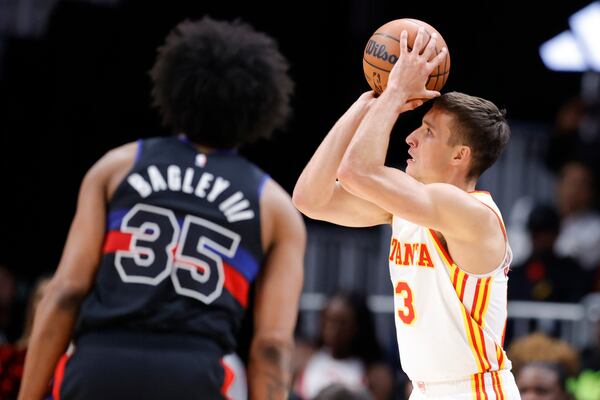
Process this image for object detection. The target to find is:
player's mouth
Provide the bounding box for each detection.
[407,150,415,163]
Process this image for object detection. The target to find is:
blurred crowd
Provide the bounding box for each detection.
[1,95,600,399]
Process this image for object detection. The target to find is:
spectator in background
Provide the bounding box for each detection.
[509,203,590,302]
[554,160,600,274]
[545,95,600,178]
[293,291,394,400]
[516,361,571,400]
[313,383,372,400]
[0,275,51,400]
[507,333,580,379]
[0,265,16,345]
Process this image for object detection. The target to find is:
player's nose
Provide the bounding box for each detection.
[406,131,417,147]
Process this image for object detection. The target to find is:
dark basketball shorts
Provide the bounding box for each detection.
[52,331,235,400]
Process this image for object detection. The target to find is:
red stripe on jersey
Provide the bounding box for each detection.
[173,249,249,308]
[428,229,454,265]
[471,278,482,318]
[466,315,486,372]
[492,371,502,400]
[497,344,505,369]
[476,323,492,372]
[481,373,489,400]
[223,262,249,308]
[52,353,69,400]
[474,371,482,400]
[102,231,132,253]
[459,273,468,302]
[452,266,459,287]
[476,278,492,325]
[220,359,235,399]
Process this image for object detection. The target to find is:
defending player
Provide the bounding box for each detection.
[19,17,305,400]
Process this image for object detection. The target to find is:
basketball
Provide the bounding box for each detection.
[363,18,451,94]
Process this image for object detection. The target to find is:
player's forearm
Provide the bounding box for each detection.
[248,338,293,400]
[18,291,81,400]
[293,97,372,210]
[340,90,408,174]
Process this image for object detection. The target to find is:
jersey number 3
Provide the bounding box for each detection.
[395,281,416,325]
[114,204,241,304]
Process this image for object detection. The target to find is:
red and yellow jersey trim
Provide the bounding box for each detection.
[470,372,506,400]
[427,229,496,373]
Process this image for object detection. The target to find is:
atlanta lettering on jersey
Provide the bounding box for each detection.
[389,238,434,268]
[127,164,255,223]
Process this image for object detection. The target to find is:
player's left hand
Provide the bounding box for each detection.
[387,27,447,103]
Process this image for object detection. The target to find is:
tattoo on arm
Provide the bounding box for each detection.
[256,343,291,400]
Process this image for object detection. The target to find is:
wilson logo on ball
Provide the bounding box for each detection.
[364,40,398,64]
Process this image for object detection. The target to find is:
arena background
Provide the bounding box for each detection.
[0,0,599,390]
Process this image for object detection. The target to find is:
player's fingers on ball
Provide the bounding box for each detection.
[413,26,426,53]
[400,30,408,55]
[422,33,438,61]
[429,47,447,68]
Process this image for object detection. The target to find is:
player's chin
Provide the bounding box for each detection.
[405,163,416,176]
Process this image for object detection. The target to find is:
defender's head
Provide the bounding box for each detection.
[405,92,510,185]
[150,17,294,148]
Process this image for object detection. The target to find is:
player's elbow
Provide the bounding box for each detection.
[292,183,325,216]
[336,161,365,192]
[48,279,91,310]
[250,334,293,366]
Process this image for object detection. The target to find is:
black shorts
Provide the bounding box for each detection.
[53,331,232,400]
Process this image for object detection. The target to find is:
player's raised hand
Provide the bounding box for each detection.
[387,27,447,103]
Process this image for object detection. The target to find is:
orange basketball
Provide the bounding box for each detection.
[363,18,451,94]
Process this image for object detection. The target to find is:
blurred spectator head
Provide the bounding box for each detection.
[516,361,570,400]
[319,290,382,364]
[554,96,586,135]
[508,333,580,378]
[526,203,561,255]
[556,160,597,218]
[313,383,373,400]
[0,265,16,342]
[149,16,294,148]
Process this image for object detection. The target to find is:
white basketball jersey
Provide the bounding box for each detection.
[389,191,513,389]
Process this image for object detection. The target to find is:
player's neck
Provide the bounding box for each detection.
[441,172,476,192]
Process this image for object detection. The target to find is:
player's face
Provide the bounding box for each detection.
[404,108,458,183]
[517,365,566,400]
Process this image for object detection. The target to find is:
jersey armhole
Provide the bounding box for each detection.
[257,173,270,200]
[428,209,511,280]
[134,138,143,163]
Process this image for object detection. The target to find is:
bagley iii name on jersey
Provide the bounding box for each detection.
[127,164,255,223]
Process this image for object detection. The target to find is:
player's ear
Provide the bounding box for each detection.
[452,145,470,165]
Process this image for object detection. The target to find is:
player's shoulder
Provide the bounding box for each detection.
[82,141,139,198]
[426,183,492,209]
[103,141,139,161]
[261,178,306,240]
[90,141,138,175]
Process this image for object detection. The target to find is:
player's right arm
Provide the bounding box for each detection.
[18,143,136,400]
[248,179,306,400]
[292,92,393,227]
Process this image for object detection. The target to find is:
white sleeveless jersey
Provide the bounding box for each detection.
[389,191,513,387]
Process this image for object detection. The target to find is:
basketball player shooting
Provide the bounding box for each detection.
[293,27,520,399]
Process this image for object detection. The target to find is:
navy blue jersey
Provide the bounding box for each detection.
[75,136,267,353]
